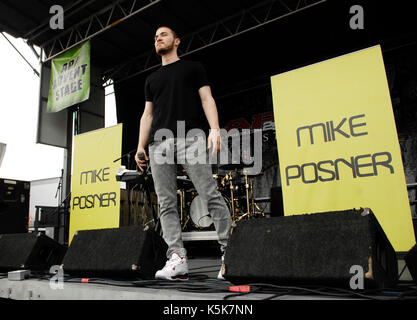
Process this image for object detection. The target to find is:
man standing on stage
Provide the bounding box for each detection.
[135,26,232,280]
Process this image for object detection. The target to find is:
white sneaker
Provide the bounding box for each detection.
[217,255,225,280]
[155,253,189,280]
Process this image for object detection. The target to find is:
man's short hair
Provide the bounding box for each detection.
[156,26,178,39]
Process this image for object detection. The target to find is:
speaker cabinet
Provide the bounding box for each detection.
[62,226,167,279]
[0,232,67,272]
[224,208,398,288]
[270,186,284,217]
[0,179,30,234]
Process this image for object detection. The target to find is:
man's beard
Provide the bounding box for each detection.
[156,41,175,56]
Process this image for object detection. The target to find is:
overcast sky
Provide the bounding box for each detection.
[0,32,117,182]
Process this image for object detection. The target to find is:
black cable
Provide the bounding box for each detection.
[133,278,232,293]
[309,286,365,297]
[65,278,138,288]
[24,272,136,286]
[398,290,417,299]
[12,271,417,300]
[60,274,213,289]
[58,274,417,300]
[42,270,417,300]
[261,290,295,300]
[134,277,215,287]
[219,283,360,299]
[28,274,50,280]
[26,271,214,290]
[223,292,250,299]
[189,264,221,272]
[219,283,402,301]
[318,285,417,300]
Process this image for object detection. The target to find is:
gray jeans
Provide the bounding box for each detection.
[149,138,232,259]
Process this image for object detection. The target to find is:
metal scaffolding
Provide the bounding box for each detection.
[39,0,161,62]
[13,0,326,86]
[102,0,327,86]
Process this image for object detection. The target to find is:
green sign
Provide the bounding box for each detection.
[46,41,90,113]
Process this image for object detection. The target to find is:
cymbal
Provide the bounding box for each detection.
[241,170,264,177]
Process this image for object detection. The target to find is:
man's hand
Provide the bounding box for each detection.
[135,147,149,172]
[207,129,221,156]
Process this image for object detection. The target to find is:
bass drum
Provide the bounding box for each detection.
[189,194,232,230]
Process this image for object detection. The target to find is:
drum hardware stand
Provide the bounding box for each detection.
[245,174,250,217]
[222,170,252,221]
[235,173,250,221]
[227,173,237,220]
[178,189,191,230]
[236,175,265,221]
[178,189,184,226]
[251,177,255,214]
[182,215,191,230]
[114,151,161,234]
[250,177,265,217]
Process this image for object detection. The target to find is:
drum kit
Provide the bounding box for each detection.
[116,158,265,232]
[177,163,265,231]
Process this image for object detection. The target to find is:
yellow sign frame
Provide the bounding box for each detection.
[271,46,415,252]
[69,124,122,244]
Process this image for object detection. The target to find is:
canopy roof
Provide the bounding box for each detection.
[2,0,415,88]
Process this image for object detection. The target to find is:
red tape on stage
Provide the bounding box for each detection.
[229,285,250,293]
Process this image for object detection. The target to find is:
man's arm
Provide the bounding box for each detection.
[135,101,153,171]
[199,85,221,155]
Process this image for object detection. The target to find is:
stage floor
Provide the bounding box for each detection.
[0,256,415,301]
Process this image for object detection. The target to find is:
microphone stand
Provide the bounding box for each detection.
[56,191,71,246]
[114,149,137,226]
[113,150,160,234]
[113,148,137,167]
[55,169,64,200]
[136,152,160,234]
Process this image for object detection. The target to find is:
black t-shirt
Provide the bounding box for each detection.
[144,59,210,143]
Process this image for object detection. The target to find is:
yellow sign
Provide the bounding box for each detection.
[69,124,123,244]
[271,45,415,252]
